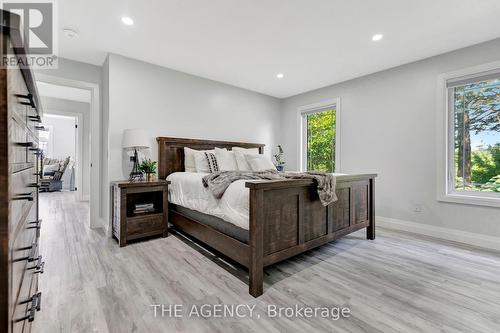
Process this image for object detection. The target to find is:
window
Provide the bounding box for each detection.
[300,99,340,172]
[439,64,500,207]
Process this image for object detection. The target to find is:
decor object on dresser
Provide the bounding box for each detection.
[111,180,169,247]
[122,129,150,181]
[0,9,44,332]
[273,144,285,171]
[157,137,376,297]
[138,159,157,182]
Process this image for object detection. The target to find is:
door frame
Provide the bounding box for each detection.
[35,73,102,229]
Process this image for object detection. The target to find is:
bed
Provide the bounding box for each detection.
[157,136,376,297]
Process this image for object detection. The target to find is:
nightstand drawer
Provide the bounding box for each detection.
[127,214,164,238]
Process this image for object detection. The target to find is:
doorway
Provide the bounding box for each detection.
[36,79,96,228]
[40,113,80,193]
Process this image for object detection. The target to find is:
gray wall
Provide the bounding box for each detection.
[103,53,282,229]
[36,57,102,87]
[106,53,281,178]
[280,38,500,237]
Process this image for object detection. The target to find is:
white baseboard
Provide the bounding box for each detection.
[377,216,500,252]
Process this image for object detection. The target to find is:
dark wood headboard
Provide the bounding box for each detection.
[156,137,265,180]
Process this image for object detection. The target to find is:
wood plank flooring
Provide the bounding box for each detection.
[33,192,500,333]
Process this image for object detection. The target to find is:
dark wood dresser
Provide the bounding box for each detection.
[111,180,169,247]
[1,10,44,333]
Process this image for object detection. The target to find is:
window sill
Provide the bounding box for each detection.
[438,193,500,208]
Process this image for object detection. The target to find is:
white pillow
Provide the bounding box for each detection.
[215,147,238,171]
[184,147,214,172]
[232,147,259,171]
[194,151,215,173]
[245,154,276,171]
[43,163,60,175]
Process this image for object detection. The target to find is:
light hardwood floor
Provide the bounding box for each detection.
[33,192,500,333]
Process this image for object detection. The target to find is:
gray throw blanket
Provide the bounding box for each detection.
[202,170,337,206]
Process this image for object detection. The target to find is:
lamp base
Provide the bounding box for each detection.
[129,148,143,182]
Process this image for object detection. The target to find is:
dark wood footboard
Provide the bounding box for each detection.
[246,174,376,297]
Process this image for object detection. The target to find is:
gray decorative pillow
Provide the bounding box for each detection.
[204,152,219,173]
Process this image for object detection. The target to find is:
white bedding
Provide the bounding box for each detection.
[166,172,250,229]
[167,171,347,231]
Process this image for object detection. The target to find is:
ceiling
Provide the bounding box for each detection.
[37,81,91,103]
[58,0,500,98]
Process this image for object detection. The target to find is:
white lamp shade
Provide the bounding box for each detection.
[122,129,150,149]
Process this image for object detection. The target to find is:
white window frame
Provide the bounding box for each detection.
[437,61,500,208]
[297,98,341,172]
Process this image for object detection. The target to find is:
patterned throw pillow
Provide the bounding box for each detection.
[204,152,219,173]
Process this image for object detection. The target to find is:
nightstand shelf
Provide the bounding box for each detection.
[111,180,169,247]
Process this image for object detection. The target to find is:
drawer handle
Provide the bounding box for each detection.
[16,141,34,148]
[15,93,36,108]
[16,292,42,323]
[28,115,42,123]
[35,125,47,131]
[13,192,34,201]
[28,255,44,274]
[27,219,42,238]
[27,219,42,229]
[14,242,38,262]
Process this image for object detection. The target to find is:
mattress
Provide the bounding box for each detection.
[171,205,249,243]
[166,172,249,230]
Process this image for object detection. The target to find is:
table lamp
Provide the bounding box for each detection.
[122,129,149,181]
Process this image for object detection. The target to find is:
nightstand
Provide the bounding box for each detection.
[111,180,170,247]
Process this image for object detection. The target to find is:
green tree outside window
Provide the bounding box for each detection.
[306,109,336,172]
[453,78,500,192]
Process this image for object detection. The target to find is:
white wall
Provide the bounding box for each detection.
[280,38,500,238]
[103,53,281,229]
[43,114,76,159]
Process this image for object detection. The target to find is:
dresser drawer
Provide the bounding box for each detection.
[127,214,165,239]
[10,269,33,333]
[10,209,38,308]
[21,266,39,333]
[10,168,37,235]
[26,131,39,164]
[7,62,30,126]
[9,115,29,165]
[26,107,41,137]
[11,273,40,333]
[10,227,38,332]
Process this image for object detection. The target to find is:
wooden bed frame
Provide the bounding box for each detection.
[157,137,376,297]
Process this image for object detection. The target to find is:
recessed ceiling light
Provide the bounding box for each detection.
[276,73,284,79]
[372,34,383,41]
[121,16,134,26]
[62,28,78,38]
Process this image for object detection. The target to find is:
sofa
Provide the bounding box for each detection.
[41,156,75,192]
